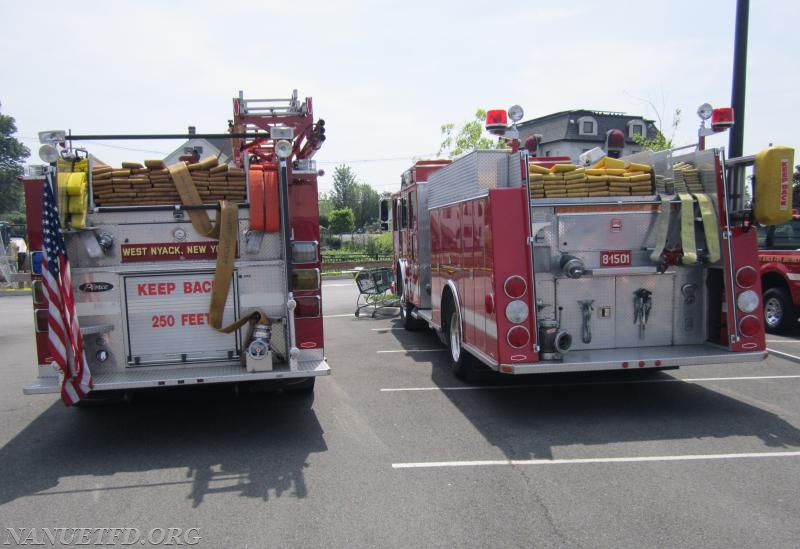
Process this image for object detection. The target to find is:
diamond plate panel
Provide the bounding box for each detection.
[672,267,706,345]
[558,212,656,255]
[427,150,509,209]
[556,277,616,350]
[237,263,289,318]
[533,275,555,320]
[615,274,675,347]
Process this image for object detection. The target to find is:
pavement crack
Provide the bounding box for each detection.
[511,464,584,549]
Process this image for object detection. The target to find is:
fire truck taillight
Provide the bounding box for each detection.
[505,300,529,324]
[295,296,321,318]
[292,269,320,291]
[735,266,758,288]
[292,241,319,264]
[34,310,48,333]
[736,290,760,314]
[738,315,761,338]
[507,326,530,348]
[504,275,527,299]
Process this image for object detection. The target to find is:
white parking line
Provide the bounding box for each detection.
[392,451,800,469]
[765,339,800,343]
[377,349,447,354]
[324,313,356,318]
[371,328,404,331]
[766,348,800,363]
[380,374,800,392]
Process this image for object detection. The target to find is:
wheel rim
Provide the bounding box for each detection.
[449,311,461,362]
[764,297,783,328]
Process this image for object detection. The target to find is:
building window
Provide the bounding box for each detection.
[577,116,597,136]
[627,120,646,139]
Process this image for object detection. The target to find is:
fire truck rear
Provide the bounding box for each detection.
[390,105,794,379]
[21,90,328,400]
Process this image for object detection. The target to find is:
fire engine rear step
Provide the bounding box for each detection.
[23,360,330,394]
[504,345,766,375]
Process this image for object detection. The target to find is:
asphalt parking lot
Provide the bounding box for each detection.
[1,280,799,548]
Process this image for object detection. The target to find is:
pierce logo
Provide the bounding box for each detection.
[79,282,114,292]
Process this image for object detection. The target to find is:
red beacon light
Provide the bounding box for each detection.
[485,109,508,135]
[711,107,734,132]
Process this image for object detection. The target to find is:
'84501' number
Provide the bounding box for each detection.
[600,250,632,267]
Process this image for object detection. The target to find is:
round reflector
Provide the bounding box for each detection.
[507,326,530,348]
[504,275,527,298]
[738,315,761,338]
[505,300,529,324]
[736,290,759,313]
[735,266,758,288]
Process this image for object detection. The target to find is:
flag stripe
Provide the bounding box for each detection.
[41,178,92,405]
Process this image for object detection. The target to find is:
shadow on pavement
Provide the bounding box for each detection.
[0,385,326,507]
[388,319,800,460]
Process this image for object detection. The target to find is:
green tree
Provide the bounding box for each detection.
[331,165,359,210]
[318,192,333,229]
[793,164,800,208]
[329,208,355,239]
[352,182,380,230]
[439,109,503,158]
[0,104,30,217]
[633,106,682,152]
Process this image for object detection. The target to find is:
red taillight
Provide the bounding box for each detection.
[738,315,761,338]
[735,266,758,288]
[35,309,49,333]
[504,275,527,299]
[507,326,530,348]
[295,296,321,318]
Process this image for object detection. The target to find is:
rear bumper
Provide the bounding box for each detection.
[23,359,330,395]
[500,345,767,375]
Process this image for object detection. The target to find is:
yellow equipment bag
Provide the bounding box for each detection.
[753,146,795,226]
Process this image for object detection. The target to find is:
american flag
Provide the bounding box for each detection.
[42,179,92,405]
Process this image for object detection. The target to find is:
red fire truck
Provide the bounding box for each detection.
[757,209,800,333]
[388,106,794,379]
[21,90,329,402]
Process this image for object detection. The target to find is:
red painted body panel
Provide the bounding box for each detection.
[429,188,536,366]
[486,188,537,364]
[22,176,52,366]
[289,172,324,350]
[714,155,766,351]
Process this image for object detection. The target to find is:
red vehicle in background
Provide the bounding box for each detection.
[758,209,800,333]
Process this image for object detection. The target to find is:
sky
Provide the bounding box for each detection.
[2,0,798,196]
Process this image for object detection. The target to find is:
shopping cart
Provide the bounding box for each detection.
[353,267,399,317]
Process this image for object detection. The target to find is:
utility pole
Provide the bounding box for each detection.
[729,0,749,158]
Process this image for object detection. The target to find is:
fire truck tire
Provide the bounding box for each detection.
[763,287,795,333]
[446,308,472,380]
[400,296,425,330]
